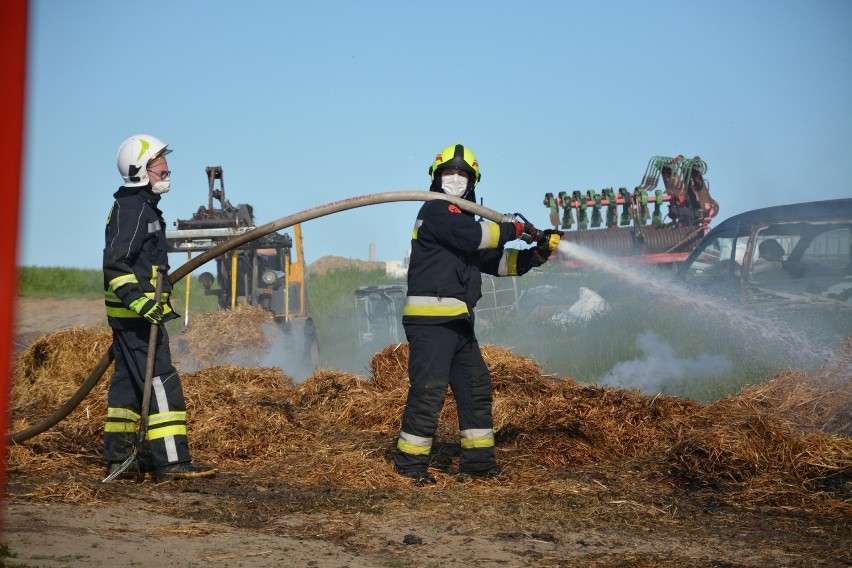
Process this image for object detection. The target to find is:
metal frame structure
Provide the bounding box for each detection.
[543,155,719,266]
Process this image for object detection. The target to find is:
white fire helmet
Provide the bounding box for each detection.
[116,134,172,187]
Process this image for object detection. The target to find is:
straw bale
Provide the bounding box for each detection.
[733,368,852,436]
[498,429,601,471]
[369,344,706,468]
[291,369,412,434]
[656,392,851,500]
[368,344,409,389]
[11,328,112,414]
[179,365,301,463]
[366,344,556,436]
[176,364,402,486]
[368,343,555,395]
[293,369,366,411]
[664,407,796,486]
[309,382,408,434]
[496,382,700,463]
[789,431,852,484]
[10,328,112,440]
[482,345,554,397]
[14,327,113,383]
[177,303,275,367]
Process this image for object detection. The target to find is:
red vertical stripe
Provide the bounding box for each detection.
[0,0,29,528]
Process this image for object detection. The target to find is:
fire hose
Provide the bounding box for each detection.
[7,191,523,445]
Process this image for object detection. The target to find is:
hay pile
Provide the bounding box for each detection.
[6,317,852,514]
[176,303,275,367]
[731,368,851,436]
[10,327,113,437]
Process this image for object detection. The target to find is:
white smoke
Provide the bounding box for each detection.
[598,330,733,394]
[175,321,315,382]
[258,322,315,383]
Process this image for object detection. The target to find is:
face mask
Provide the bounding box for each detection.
[441,173,468,197]
[152,177,171,195]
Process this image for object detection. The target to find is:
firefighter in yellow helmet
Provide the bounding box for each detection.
[394,143,559,484]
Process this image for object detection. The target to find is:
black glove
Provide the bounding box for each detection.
[529,247,551,267]
[529,230,562,267]
[537,229,562,251]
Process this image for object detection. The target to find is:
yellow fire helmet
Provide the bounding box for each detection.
[428,143,481,189]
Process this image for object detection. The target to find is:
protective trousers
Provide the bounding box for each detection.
[395,320,497,474]
[104,326,191,466]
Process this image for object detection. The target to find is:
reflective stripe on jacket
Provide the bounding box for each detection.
[402,198,540,325]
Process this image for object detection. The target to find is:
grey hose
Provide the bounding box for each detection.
[7,191,511,444]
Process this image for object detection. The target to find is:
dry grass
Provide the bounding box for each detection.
[175,303,275,367]
[6,314,852,517]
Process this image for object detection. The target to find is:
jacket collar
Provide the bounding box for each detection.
[114,184,161,205]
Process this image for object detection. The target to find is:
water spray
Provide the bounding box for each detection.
[558,240,839,368]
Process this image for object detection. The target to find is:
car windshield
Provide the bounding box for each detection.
[682,234,740,284]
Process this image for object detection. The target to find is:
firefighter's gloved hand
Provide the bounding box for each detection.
[141,301,166,324]
[530,247,550,267]
[537,229,562,253]
[513,221,539,243]
[529,230,562,267]
[131,298,166,324]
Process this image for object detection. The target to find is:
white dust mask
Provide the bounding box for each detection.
[152,177,171,195]
[441,173,468,197]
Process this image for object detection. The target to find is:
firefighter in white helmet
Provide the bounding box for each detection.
[394,143,559,484]
[104,134,214,481]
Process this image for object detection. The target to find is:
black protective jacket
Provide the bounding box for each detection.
[402,199,540,326]
[103,185,175,329]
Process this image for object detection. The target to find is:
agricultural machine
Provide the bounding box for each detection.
[165,166,319,373]
[543,155,719,266]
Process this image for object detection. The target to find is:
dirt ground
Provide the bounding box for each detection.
[4,298,851,568]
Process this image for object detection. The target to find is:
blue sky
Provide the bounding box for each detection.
[20,0,852,270]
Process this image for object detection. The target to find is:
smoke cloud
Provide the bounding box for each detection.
[258,322,315,382]
[598,330,733,394]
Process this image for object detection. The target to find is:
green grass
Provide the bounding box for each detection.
[18,266,220,309]
[0,543,30,568]
[307,267,404,374]
[17,266,102,299]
